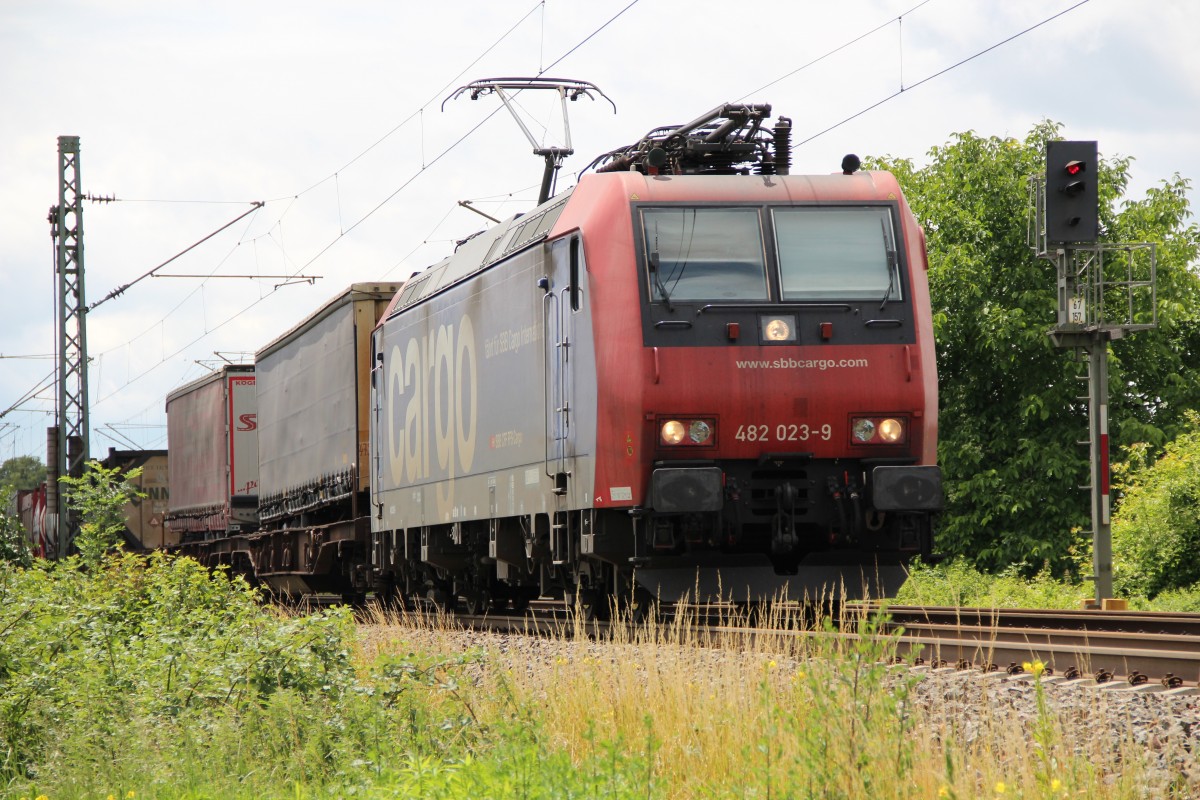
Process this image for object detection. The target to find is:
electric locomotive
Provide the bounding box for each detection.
[369,102,941,612]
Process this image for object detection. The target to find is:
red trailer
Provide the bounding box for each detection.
[164,365,258,541]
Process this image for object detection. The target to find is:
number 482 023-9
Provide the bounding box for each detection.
[734,423,832,443]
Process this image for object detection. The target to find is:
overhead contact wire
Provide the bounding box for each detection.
[793,0,1091,149]
[736,0,933,101]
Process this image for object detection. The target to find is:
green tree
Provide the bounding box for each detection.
[59,459,144,565]
[0,455,44,492]
[872,123,1200,573]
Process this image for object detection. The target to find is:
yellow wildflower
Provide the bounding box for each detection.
[767,659,777,669]
[938,786,950,798]
[1050,778,1062,792]
[994,781,1006,795]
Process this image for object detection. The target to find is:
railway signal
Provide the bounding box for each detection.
[1032,137,1159,608]
[1045,140,1098,243]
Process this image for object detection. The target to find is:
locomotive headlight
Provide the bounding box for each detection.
[760,314,797,343]
[659,417,717,446]
[878,418,904,443]
[851,415,908,444]
[852,418,877,442]
[688,419,713,445]
[661,420,687,445]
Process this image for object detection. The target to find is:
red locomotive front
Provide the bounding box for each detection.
[564,170,940,602]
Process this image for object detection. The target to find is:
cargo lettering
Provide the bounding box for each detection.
[386,315,478,514]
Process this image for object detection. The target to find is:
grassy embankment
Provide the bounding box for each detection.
[1,553,1194,799]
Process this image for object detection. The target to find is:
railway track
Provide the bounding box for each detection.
[872,604,1200,691]
[397,600,1200,690]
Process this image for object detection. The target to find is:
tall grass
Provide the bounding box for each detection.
[0,554,1190,798]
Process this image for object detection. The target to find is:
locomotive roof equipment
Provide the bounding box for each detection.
[444,77,616,204]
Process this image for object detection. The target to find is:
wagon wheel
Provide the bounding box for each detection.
[509,592,532,614]
[462,588,492,616]
[426,585,459,614]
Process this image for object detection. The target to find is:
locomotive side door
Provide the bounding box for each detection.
[543,236,580,494]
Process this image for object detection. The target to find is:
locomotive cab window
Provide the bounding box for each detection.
[641,207,768,302]
[773,207,901,301]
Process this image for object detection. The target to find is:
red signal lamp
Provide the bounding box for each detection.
[1065,160,1086,176]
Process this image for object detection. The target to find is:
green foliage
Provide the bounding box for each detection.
[59,459,145,564]
[771,615,921,799]
[871,124,1200,573]
[0,510,32,568]
[0,552,359,794]
[0,456,44,492]
[1111,411,1200,598]
[1139,584,1200,612]
[897,557,1200,610]
[896,558,1087,608]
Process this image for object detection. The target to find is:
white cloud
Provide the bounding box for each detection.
[2,0,1197,461]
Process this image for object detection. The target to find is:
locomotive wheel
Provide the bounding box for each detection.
[567,586,608,622]
[612,574,655,624]
[566,561,610,621]
[626,587,656,624]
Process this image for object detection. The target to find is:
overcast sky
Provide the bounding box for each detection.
[2,0,1197,464]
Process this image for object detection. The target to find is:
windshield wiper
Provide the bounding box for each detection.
[879,219,897,311]
[649,250,674,312]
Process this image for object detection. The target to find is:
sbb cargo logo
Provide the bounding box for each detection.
[385,314,478,518]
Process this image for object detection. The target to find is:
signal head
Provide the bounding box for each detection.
[1045,141,1099,244]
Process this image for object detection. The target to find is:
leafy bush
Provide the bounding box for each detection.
[59,459,144,564]
[896,558,1086,608]
[897,557,1200,610]
[0,553,358,792]
[1112,412,1200,598]
[0,509,32,568]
